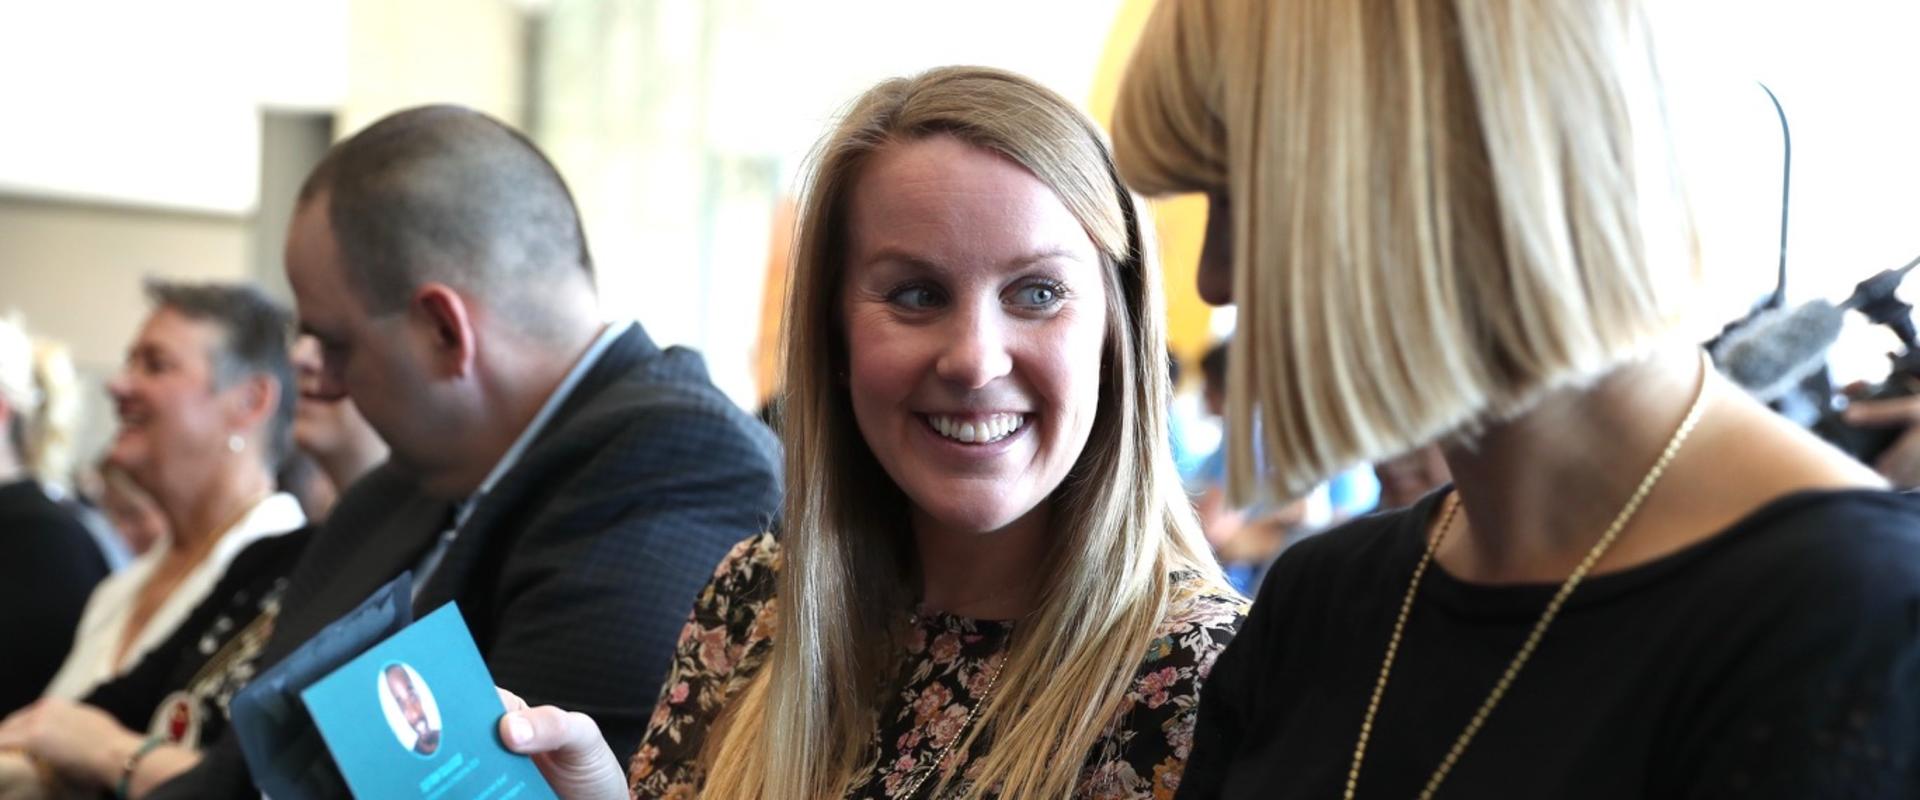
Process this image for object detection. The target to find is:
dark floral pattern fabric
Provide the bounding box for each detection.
[628,533,1246,799]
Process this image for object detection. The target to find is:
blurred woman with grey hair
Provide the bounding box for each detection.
[40,281,304,703]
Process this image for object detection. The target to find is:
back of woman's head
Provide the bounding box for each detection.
[723,65,1214,798]
[28,340,80,487]
[1115,0,1698,498]
[0,314,80,486]
[0,313,38,469]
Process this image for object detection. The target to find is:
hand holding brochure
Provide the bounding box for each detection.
[300,604,559,800]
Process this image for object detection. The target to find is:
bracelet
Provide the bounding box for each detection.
[116,736,166,800]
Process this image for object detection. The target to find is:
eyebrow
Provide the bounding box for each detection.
[1007,247,1087,269]
[123,340,178,369]
[860,246,1087,272]
[860,249,941,272]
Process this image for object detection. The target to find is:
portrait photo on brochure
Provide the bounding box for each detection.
[377,662,443,757]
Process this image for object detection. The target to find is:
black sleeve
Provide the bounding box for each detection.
[0,515,108,715]
[1675,528,1920,797]
[1176,545,1308,799]
[142,736,253,800]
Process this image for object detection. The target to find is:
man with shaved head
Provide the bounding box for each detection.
[138,106,781,798]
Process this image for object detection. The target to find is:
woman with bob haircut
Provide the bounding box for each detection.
[496,65,1245,799]
[1113,0,1920,797]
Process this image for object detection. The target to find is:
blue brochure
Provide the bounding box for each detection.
[299,604,558,800]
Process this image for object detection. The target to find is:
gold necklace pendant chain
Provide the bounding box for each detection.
[1346,363,1713,800]
[893,646,1009,800]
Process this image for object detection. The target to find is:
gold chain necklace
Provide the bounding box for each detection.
[1345,365,1712,800]
[893,646,1009,800]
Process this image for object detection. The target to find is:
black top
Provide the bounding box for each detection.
[1177,488,1920,799]
[0,479,109,715]
[84,527,311,749]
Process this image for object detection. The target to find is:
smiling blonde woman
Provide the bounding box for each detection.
[498,66,1245,800]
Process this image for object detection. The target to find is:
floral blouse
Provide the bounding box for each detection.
[628,533,1247,799]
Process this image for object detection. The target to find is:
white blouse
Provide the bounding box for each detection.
[41,492,305,700]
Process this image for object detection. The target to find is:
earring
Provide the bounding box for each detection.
[228,434,245,454]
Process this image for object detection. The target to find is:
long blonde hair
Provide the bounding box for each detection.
[702,66,1220,799]
[1114,0,1699,500]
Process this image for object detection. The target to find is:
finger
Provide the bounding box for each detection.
[1843,394,1920,428]
[498,705,602,756]
[0,724,28,751]
[496,687,528,713]
[0,701,43,733]
[0,712,36,748]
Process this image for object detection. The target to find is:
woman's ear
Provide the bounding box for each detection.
[224,371,280,450]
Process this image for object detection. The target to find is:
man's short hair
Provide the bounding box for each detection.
[144,279,295,466]
[297,105,594,335]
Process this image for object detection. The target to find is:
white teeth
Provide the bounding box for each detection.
[928,413,1024,444]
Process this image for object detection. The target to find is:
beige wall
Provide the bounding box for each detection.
[0,197,250,369]
[0,195,252,465]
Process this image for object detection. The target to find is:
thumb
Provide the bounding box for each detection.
[498,705,598,756]
[497,705,629,800]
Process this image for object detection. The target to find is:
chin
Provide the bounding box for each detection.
[915,496,1038,537]
[106,439,145,473]
[292,429,330,456]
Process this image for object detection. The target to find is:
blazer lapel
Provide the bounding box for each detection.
[265,492,452,664]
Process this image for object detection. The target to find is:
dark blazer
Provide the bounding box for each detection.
[0,480,108,715]
[148,324,782,799]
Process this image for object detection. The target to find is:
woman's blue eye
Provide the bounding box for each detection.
[1011,283,1064,308]
[890,285,942,309]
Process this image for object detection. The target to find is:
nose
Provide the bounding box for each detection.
[105,370,133,404]
[935,304,1013,390]
[1197,190,1235,306]
[310,354,349,402]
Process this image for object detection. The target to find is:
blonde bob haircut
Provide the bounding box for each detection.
[700,66,1222,798]
[1114,0,1700,499]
